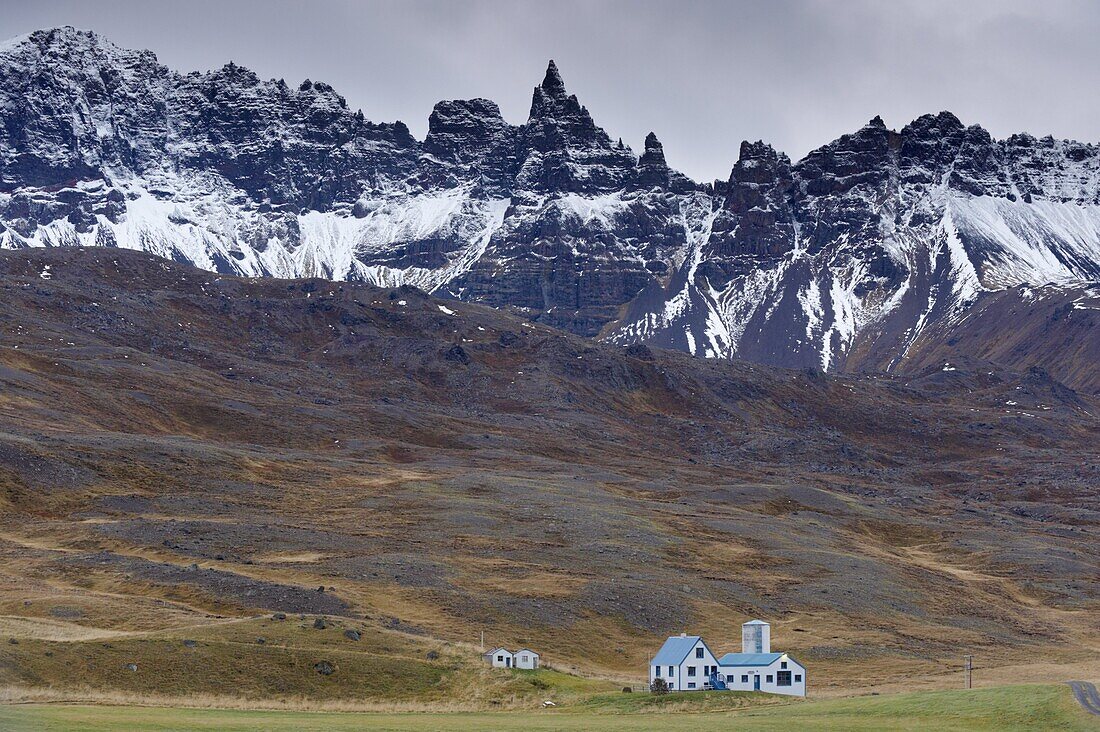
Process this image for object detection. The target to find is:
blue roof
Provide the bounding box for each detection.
[718,652,784,667]
[651,635,702,666]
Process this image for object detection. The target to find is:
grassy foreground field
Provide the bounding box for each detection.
[1,684,1096,731]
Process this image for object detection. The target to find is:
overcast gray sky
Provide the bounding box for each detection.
[2,0,1098,181]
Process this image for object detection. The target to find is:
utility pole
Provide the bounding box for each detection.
[964,655,973,689]
[480,630,485,651]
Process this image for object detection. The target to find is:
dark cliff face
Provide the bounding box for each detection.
[0,27,171,188]
[2,27,1099,384]
[0,28,421,209]
[169,67,422,210]
[705,141,797,285]
[422,98,519,194]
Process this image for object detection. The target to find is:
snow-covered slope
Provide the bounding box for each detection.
[605,115,1100,373]
[2,28,1099,381]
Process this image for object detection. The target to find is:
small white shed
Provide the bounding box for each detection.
[484,647,514,668]
[513,649,540,669]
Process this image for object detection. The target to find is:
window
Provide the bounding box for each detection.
[741,675,749,683]
[781,661,787,669]
[688,682,696,689]
[795,674,802,682]
[687,666,696,677]
[695,647,704,659]
[777,671,792,687]
[655,666,661,677]
[766,675,773,683]
[496,655,503,662]
[669,666,675,676]
[522,656,528,662]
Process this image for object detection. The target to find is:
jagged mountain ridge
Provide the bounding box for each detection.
[2,27,1099,382]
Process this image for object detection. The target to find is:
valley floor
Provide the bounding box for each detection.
[0,685,1096,731]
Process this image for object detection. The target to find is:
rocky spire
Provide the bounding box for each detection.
[528,59,582,120]
[517,60,637,193]
[641,132,666,166]
[633,132,669,189]
[541,59,567,98]
[631,132,694,193]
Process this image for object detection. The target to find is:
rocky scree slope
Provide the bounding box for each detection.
[1,247,1098,669]
[1,28,1099,387]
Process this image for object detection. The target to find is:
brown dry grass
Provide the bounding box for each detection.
[0,248,1097,708]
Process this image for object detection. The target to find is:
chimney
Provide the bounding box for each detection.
[680,632,687,638]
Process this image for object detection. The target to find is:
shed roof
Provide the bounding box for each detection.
[514,648,539,656]
[652,635,703,666]
[718,652,784,666]
[743,619,769,625]
[484,647,511,656]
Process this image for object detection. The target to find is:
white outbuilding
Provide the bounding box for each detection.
[716,650,806,696]
[483,646,542,670]
[513,649,540,669]
[484,647,514,668]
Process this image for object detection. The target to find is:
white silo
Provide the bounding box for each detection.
[742,619,771,653]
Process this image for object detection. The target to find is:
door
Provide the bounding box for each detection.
[753,675,760,691]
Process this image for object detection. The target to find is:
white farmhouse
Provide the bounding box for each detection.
[648,634,722,691]
[484,647,514,668]
[649,620,806,697]
[513,649,540,669]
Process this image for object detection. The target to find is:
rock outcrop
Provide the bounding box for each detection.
[2,27,1099,378]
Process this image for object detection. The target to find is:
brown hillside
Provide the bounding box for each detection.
[0,248,1097,700]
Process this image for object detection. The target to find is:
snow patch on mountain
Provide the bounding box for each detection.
[952,195,1100,287]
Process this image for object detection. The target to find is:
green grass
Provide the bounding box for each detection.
[496,667,620,698]
[1,684,1095,731]
[734,684,1098,731]
[578,688,784,714]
